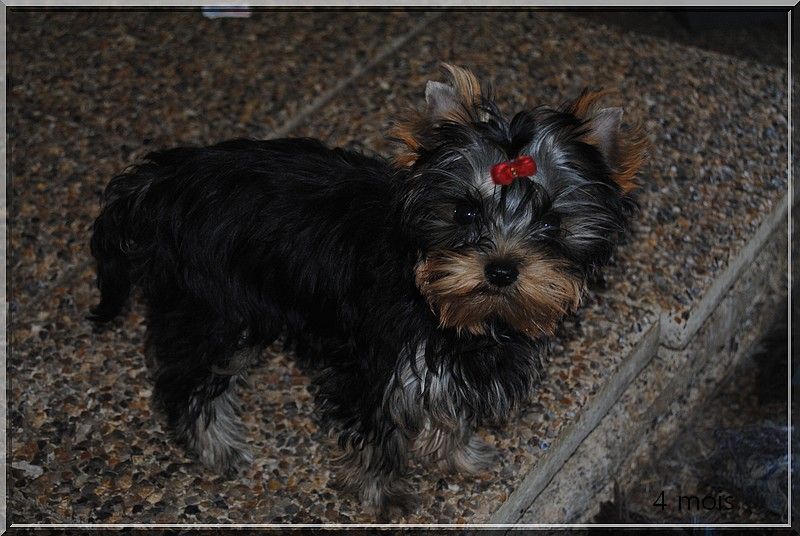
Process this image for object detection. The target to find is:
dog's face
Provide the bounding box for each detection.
[393,65,647,337]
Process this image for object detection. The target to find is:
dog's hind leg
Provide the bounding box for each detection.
[146,299,256,476]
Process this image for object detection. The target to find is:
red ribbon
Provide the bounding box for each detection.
[490,155,537,186]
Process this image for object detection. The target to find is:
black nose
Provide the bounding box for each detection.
[485,261,519,287]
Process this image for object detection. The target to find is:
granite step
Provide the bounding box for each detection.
[8,10,789,526]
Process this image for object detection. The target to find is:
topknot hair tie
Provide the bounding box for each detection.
[490,155,537,186]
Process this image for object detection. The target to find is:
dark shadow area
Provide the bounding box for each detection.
[572,11,787,67]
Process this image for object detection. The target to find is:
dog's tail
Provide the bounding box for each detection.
[88,160,160,323]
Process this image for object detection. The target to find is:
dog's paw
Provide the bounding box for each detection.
[198,438,253,478]
[362,479,419,521]
[332,470,419,519]
[439,435,499,475]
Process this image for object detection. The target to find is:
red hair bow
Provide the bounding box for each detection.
[490,155,537,186]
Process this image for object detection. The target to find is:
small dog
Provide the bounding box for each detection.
[89,64,646,516]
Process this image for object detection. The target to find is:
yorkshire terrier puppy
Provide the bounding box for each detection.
[89,64,646,517]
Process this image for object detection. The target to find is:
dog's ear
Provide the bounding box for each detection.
[566,89,648,194]
[425,81,459,118]
[391,64,483,167]
[430,63,482,121]
[586,106,624,162]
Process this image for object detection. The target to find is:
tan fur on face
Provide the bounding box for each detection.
[415,250,486,334]
[390,64,483,168]
[415,248,584,337]
[566,89,649,194]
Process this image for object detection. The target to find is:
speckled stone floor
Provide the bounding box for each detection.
[8,9,789,526]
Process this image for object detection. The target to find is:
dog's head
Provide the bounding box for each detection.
[393,64,648,337]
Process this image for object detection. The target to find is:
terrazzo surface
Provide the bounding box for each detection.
[8,9,789,525]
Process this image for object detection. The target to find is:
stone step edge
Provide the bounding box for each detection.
[521,224,786,525]
[581,292,787,525]
[489,319,661,523]
[660,192,790,350]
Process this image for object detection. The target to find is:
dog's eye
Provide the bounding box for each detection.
[453,203,479,225]
[539,212,560,232]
